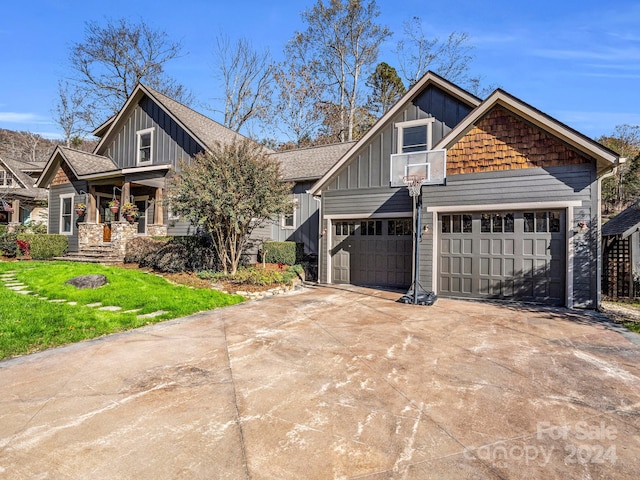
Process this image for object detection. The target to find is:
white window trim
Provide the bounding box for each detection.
[136,127,154,165]
[395,117,436,154]
[0,170,16,188]
[59,193,74,235]
[281,198,297,230]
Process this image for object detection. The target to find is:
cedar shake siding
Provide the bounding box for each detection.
[447,106,591,174]
[51,162,78,186]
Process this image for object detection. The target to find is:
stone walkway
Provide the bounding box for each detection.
[0,271,167,319]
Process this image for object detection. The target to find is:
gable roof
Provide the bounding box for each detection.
[602,202,640,238]
[272,142,357,182]
[0,156,48,200]
[36,146,119,187]
[435,89,619,175]
[94,84,249,155]
[309,71,481,195]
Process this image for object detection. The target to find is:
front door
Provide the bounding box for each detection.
[97,196,116,242]
[135,199,147,234]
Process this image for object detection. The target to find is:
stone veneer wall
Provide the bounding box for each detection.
[78,223,103,248]
[110,222,139,257]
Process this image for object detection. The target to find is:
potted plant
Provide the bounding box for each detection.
[75,203,86,215]
[120,201,139,222]
[108,199,120,213]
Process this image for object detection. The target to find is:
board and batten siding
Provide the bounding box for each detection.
[268,182,320,257]
[49,181,88,252]
[101,97,203,170]
[326,85,474,192]
[419,163,597,307]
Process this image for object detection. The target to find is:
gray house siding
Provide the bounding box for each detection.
[102,98,203,169]
[326,85,475,192]
[419,163,597,307]
[269,182,319,257]
[49,181,88,252]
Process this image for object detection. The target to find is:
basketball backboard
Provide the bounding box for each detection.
[390,149,446,187]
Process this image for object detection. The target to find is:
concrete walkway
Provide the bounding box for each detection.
[1,286,640,479]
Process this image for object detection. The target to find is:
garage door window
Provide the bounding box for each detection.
[389,219,412,235]
[335,221,356,236]
[442,214,472,234]
[360,220,382,235]
[524,211,561,233]
[481,213,514,233]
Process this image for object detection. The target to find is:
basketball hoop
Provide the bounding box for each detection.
[403,175,424,197]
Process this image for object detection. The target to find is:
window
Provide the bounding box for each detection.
[0,170,15,187]
[524,211,561,233]
[281,199,296,229]
[137,128,153,164]
[481,213,514,233]
[334,221,356,236]
[60,194,74,234]
[395,118,435,154]
[388,219,412,235]
[360,220,382,235]
[442,214,472,234]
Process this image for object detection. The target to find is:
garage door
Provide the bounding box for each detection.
[439,210,565,305]
[332,219,412,288]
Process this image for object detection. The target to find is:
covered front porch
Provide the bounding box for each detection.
[72,177,169,261]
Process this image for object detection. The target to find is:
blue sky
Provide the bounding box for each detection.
[1,0,639,141]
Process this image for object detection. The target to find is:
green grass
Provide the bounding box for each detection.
[0,261,243,359]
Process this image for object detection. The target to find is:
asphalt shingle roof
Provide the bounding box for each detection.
[1,157,48,200]
[59,147,119,177]
[143,85,248,151]
[271,142,356,181]
[602,202,640,238]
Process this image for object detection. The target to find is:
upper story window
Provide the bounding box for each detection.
[395,118,435,154]
[0,169,15,187]
[137,128,154,165]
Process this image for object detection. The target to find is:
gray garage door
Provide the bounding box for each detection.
[439,210,566,305]
[332,219,412,288]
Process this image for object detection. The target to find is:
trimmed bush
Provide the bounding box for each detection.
[133,235,218,273]
[261,241,303,266]
[16,234,68,259]
[0,231,19,257]
[199,264,304,287]
[124,237,168,264]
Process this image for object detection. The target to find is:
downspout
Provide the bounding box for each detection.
[312,193,322,283]
[596,160,623,309]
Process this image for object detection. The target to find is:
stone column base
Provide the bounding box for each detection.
[147,224,168,237]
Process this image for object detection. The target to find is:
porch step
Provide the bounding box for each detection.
[57,244,124,264]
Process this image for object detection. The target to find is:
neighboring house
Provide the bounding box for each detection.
[249,142,356,263]
[310,71,620,308]
[602,202,640,299]
[0,156,48,226]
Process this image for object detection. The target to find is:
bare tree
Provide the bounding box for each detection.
[53,81,91,147]
[68,18,191,127]
[266,59,325,146]
[287,0,390,142]
[600,124,640,213]
[396,18,493,95]
[213,33,274,134]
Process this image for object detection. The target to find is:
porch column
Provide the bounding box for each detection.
[122,182,131,205]
[88,186,97,223]
[10,199,19,223]
[155,188,164,224]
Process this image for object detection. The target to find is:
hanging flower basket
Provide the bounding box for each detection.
[75,203,86,215]
[121,202,139,223]
[108,199,120,213]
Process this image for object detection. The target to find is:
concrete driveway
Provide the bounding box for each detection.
[1,286,640,479]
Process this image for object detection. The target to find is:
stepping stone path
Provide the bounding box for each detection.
[1,272,172,320]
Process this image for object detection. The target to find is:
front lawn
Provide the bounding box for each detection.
[0,261,243,359]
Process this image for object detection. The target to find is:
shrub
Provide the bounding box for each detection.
[124,236,168,264]
[128,235,217,272]
[139,243,188,273]
[261,241,303,266]
[0,225,7,236]
[17,234,68,259]
[0,231,19,257]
